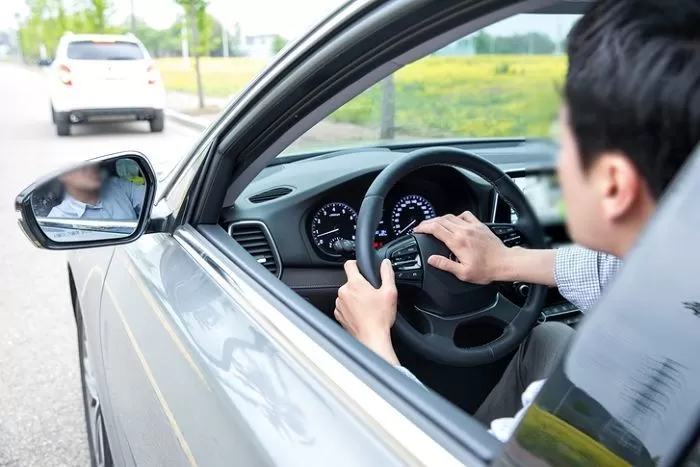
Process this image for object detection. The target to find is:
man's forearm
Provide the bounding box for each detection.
[494,247,556,287]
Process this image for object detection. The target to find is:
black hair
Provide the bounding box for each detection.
[565,0,700,199]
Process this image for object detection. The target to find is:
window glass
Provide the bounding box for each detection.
[67,41,144,60]
[280,13,581,156]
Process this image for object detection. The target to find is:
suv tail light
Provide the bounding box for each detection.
[146,64,159,85]
[57,64,72,85]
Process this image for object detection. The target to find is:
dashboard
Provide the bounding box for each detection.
[222,139,566,270]
[305,166,479,260]
[221,139,576,325]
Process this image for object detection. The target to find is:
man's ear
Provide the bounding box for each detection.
[594,152,643,222]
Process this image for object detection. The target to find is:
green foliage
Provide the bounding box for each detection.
[17,0,117,60]
[328,55,567,138]
[473,30,559,55]
[272,35,287,53]
[17,0,229,61]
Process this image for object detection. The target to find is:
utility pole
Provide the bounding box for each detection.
[181,14,190,68]
[14,12,23,63]
[130,0,136,32]
[555,17,563,54]
[222,26,229,57]
[379,75,395,140]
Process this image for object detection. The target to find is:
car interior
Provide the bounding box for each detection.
[218,139,578,413]
[31,160,145,218]
[175,0,592,433]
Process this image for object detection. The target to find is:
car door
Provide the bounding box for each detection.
[494,145,700,466]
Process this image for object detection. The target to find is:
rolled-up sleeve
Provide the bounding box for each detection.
[554,245,622,312]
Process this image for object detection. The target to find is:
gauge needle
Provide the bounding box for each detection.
[317,228,340,238]
[398,219,417,235]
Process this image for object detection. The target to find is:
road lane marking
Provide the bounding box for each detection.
[105,284,199,467]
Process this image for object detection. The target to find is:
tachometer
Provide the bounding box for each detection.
[391,195,436,236]
[310,202,357,256]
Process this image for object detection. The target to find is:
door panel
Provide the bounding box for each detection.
[99,232,404,466]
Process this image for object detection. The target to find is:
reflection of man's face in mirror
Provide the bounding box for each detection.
[59,164,103,204]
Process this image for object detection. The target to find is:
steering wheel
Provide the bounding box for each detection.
[356,147,548,366]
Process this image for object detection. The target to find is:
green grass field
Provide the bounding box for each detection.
[156,54,567,138]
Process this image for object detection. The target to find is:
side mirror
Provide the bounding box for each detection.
[15,151,157,250]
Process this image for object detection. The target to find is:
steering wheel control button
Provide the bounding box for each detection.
[396,270,423,281]
[393,244,418,257]
[489,225,523,247]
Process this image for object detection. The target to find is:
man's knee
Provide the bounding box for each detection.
[530,322,574,353]
[522,322,574,381]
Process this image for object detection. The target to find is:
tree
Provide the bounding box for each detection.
[175,0,208,108]
[272,35,287,54]
[18,0,117,60]
[72,0,117,33]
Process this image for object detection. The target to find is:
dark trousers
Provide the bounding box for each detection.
[473,321,574,424]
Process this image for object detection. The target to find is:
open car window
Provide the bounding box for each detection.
[279,13,581,157]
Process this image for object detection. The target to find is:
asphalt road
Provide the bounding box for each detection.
[0,63,200,466]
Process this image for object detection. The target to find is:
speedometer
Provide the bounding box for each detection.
[310,202,357,256]
[391,195,436,236]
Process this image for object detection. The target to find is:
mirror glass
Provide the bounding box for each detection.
[30,157,147,243]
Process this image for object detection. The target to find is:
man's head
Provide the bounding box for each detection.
[557,0,700,257]
[59,164,103,203]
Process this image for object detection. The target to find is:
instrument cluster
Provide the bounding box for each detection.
[309,194,437,259]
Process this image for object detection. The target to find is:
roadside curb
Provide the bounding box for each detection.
[164,109,209,131]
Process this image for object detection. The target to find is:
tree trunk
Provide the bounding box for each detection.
[189,7,205,109]
[379,75,395,140]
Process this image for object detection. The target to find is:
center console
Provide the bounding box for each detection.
[540,286,582,326]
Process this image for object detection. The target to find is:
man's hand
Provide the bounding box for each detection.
[414,211,512,284]
[335,259,400,365]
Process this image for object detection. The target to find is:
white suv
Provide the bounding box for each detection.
[49,33,167,136]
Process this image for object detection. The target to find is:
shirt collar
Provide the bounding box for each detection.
[59,194,103,217]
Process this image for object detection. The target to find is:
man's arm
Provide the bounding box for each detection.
[478,245,622,312]
[414,213,622,312]
[110,177,146,213]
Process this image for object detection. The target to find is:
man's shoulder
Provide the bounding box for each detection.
[48,199,74,218]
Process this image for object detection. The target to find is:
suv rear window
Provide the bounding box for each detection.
[66,41,144,60]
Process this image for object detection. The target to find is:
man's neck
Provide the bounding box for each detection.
[608,201,656,258]
[66,188,100,206]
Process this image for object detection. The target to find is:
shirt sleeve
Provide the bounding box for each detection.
[110,177,146,212]
[553,245,622,313]
[394,364,544,442]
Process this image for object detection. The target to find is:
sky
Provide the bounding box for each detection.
[1,0,580,42]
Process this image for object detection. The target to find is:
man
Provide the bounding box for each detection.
[48,163,145,220]
[334,0,700,442]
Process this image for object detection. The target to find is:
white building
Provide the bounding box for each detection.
[239,34,278,59]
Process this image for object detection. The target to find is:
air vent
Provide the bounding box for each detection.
[228,222,280,277]
[248,187,293,203]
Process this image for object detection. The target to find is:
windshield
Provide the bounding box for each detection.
[67,41,145,60]
[280,13,580,157]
